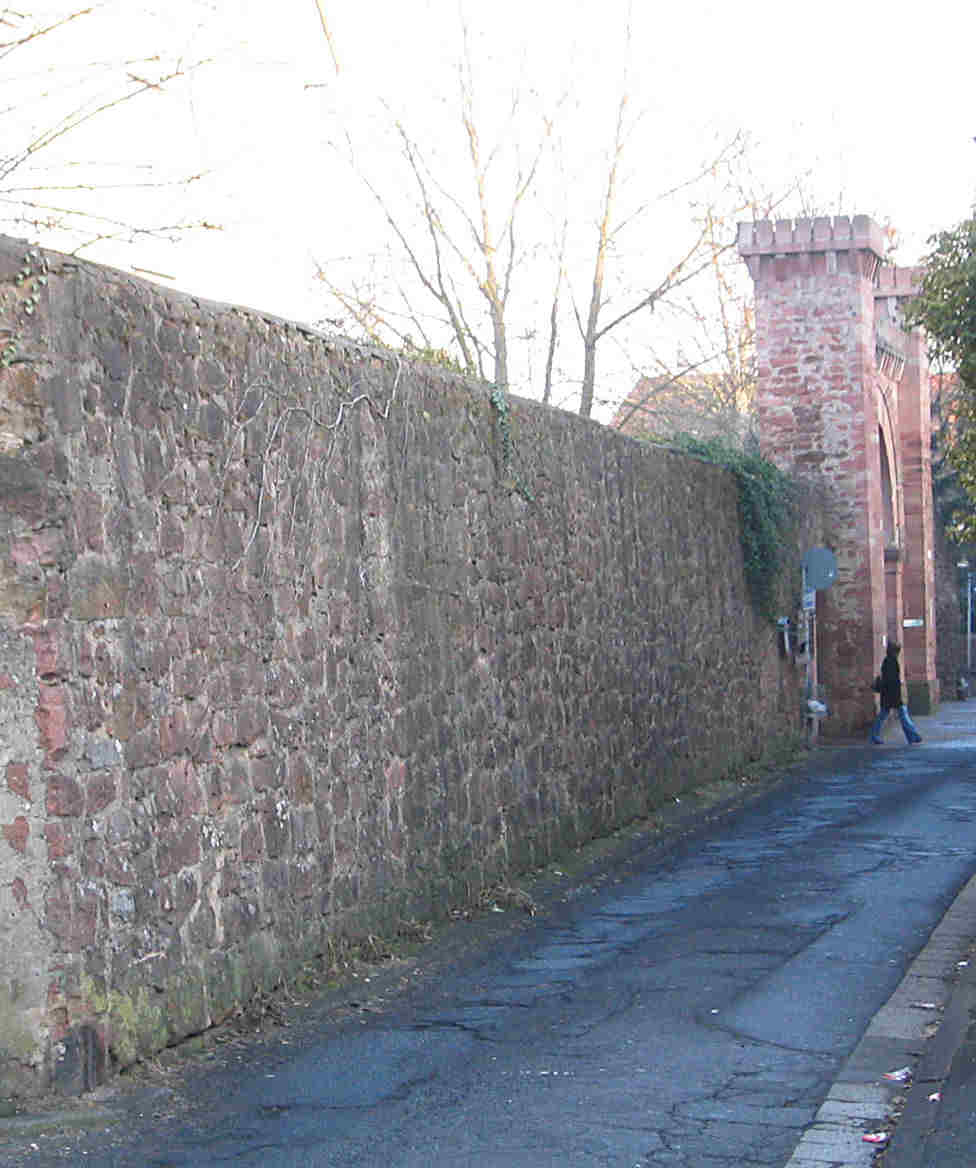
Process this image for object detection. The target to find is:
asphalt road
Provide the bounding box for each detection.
[6,705,976,1167]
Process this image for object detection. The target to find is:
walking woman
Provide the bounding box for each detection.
[870,641,922,744]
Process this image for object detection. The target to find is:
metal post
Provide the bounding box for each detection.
[801,564,819,743]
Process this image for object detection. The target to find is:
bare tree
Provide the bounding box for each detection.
[319,16,552,392]
[1,4,214,251]
[311,0,340,75]
[314,10,809,425]
[541,215,567,406]
[569,27,753,422]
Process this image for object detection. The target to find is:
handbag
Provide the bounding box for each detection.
[871,675,882,693]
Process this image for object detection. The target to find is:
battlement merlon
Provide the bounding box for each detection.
[737,215,887,260]
[875,264,924,300]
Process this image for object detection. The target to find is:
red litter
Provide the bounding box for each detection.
[863,1132,889,1145]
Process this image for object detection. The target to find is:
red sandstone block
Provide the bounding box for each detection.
[31,625,65,679]
[47,772,84,817]
[6,762,29,800]
[157,819,201,876]
[84,770,117,816]
[159,515,184,557]
[250,754,281,792]
[315,801,333,843]
[211,756,250,808]
[101,845,136,887]
[73,489,105,553]
[77,634,95,678]
[10,529,63,567]
[285,753,312,803]
[80,837,105,881]
[166,758,204,815]
[385,757,406,797]
[241,815,264,862]
[291,858,320,900]
[212,710,236,748]
[237,699,269,747]
[35,684,69,760]
[44,821,73,859]
[9,539,38,567]
[43,879,88,950]
[11,877,29,910]
[349,783,365,819]
[73,886,99,948]
[159,707,189,759]
[2,816,29,853]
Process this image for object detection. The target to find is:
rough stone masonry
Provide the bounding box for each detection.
[0,234,820,1097]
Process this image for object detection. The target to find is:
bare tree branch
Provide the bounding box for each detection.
[322,12,553,392]
[311,0,340,74]
[1,61,210,185]
[0,5,93,62]
[1,10,218,248]
[595,229,719,342]
[577,85,627,419]
[543,224,566,407]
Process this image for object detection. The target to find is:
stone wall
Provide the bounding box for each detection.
[0,235,816,1096]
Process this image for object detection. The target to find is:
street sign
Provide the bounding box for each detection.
[802,547,837,590]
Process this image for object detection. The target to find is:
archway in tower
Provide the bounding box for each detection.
[879,425,901,641]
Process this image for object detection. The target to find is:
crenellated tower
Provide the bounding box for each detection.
[738,215,937,732]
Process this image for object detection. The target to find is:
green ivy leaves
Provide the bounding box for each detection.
[668,435,795,621]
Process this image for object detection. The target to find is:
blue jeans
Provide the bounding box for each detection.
[871,704,922,743]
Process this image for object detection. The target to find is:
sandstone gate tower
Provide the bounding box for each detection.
[738,215,938,733]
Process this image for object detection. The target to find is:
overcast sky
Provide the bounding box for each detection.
[5,0,975,414]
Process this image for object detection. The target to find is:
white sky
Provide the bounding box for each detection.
[4,0,975,416]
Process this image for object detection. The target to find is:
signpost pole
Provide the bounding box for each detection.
[803,564,818,743]
[801,548,836,743]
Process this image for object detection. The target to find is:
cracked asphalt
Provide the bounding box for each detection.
[5,704,976,1167]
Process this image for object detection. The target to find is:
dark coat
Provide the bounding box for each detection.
[879,652,903,710]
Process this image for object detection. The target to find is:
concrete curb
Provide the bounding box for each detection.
[881,928,976,1167]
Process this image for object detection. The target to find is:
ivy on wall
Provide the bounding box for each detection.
[667,435,796,622]
[489,385,534,503]
[1,248,49,368]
